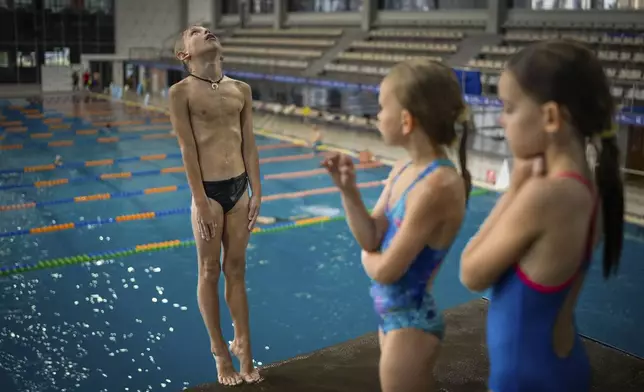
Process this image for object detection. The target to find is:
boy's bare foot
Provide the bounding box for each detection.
[230,340,263,384]
[211,353,243,386]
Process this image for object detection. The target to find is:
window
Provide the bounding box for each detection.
[529,0,591,9]
[86,0,112,13]
[288,0,362,11]
[250,0,274,13]
[379,0,438,10]
[599,0,644,8]
[45,47,70,66]
[222,0,239,14]
[45,0,70,12]
[17,51,36,67]
[15,0,33,8]
[0,52,8,67]
[125,63,135,79]
[514,0,644,8]
[69,0,84,10]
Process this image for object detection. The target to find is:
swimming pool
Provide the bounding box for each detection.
[0,95,643,392]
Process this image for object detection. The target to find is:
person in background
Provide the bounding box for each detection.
[91,72,101,92]
[359,149,375,163]
[72,71,79,91]
[310,124,323,153]
[82,70,90,90]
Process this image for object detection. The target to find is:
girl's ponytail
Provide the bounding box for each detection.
[595,131,624,278]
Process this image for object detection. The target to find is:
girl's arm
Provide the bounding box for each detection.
[361,171,462,284]
[341,161,403,252]
[464,189,517,249]
[460,180,546,292]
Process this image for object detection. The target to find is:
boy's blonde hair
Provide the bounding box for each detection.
[174,26,196,58]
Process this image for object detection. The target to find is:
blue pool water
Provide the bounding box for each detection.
[0,96,643,392]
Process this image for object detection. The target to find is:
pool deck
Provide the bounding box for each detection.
[187,299,644,392]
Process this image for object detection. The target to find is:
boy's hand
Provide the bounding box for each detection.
[195,202,218,241]
[248,195,260,230]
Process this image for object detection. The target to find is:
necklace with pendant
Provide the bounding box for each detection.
[189,73,224,90]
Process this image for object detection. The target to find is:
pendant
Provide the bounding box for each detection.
[211,82,219,90]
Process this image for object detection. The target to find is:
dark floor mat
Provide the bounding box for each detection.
[186,300,644,392]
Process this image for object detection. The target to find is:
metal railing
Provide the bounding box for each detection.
[128,47,165,61]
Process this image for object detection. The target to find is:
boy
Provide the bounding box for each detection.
[169,25,262,386]
[310,123,323,153]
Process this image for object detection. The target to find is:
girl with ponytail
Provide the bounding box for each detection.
[323,59,471,392]
[461,39,624,392]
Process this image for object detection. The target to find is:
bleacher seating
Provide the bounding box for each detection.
[222,28,342,72]
[323,28,463,78]
[253,100,375,130]
[153,22,643,104]
[468,22,644,103]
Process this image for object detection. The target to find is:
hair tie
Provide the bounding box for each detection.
[456,107,470,125]
[451,107,470,147]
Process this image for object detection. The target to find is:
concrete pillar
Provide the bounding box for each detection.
[361,0,376,31]
[160,68,169,91]
[274,0,286,29]
[486,0,508,34]
[113,61,124,86]
[240,0,248,29]
[179,0,189,29]
[211,0,222,29]
[138,65,146,88]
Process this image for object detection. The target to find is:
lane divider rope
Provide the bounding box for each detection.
[13,126,172,138]
[0,188,488,238]
[0,184,190,211]
[264,161,383,180]
[0,141,294,175]
[0,152,183,175]
[0,149,308,191]
[0,215,343,277]
[0,132,180,150]
[3,121,171,134]
[0,166,185,191]
[0,189,491,278]
[0,207,190,238]
[0,179,389,212]
[0,131,176,150]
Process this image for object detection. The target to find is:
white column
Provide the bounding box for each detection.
[211,0,222,29]
[274,0,286,29]
[113,61,124,86]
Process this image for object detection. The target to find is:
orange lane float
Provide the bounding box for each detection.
[263,161,383,180]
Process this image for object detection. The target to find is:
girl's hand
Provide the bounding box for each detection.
[322,153,357,191]
[510,156,545,192]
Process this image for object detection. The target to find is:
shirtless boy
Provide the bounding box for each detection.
[310,124,323,153]
[169,26,262,385]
